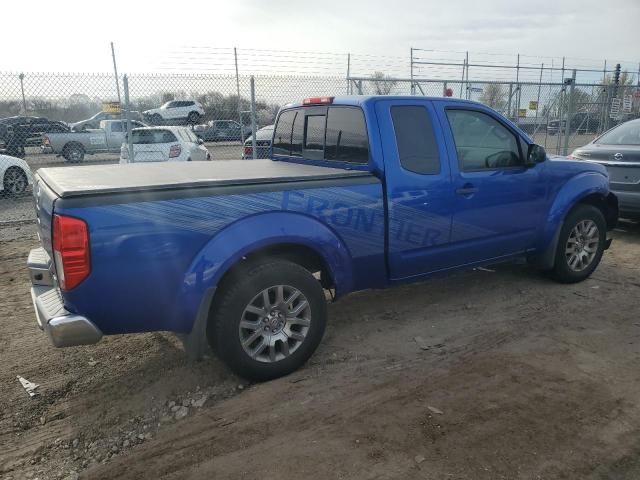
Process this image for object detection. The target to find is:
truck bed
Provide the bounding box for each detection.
[38,160,374,198]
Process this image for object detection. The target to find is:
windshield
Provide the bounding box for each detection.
[597,120,640,146]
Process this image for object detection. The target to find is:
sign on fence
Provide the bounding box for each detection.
[610,97,621,118]
[518,109,527,118]
[622,95,632,113]
[528,101,538,110]
[102,101,121,114]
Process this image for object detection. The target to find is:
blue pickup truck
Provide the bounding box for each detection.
[28,95,618,380]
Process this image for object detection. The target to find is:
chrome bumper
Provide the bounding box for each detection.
[28,247,102,347]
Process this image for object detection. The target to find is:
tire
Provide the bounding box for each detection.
[63,143,84,163]
[152,114,163,125]
[550,204,606,284]
[3,166,28,197]
[208,259,327,381]
[187,112,200,125]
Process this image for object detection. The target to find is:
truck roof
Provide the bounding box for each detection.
[283,95,482,109]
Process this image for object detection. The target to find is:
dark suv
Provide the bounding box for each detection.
[0,116,69,156]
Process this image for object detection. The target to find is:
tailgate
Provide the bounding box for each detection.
[33,173,58,257]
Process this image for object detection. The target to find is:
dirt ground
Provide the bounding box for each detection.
[2,220,640,480]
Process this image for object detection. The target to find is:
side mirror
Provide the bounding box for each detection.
[527,144,546,165]
[198,138,204,145]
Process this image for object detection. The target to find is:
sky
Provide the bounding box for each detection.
[2,0,638,76]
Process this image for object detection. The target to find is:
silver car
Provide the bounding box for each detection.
[570,118,640,219]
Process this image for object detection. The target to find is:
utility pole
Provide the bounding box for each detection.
[110,42,121,105]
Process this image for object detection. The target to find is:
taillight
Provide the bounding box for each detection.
[244,145,252,156]
[42,135,50,146]
[52,214,90,290]
[169,144,181,158]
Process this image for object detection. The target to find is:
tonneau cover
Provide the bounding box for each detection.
[37,160,373,198]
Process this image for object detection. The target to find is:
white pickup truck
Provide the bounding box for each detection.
[42,119,146,162]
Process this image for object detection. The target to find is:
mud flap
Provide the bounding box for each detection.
[179,287,216,360]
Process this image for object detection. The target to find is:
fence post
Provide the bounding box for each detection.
[465,51,470,99]
[459,56,466,98]
[346,53,351,95]
[123,75,133,162]
[410,48,414,95]
[234,47,245,144]
[515,54,520,124]
[250,76,258,160]
[562,69,577,156]
[507,83,513,118]
[18,73,27,114]
[533,63,543,137]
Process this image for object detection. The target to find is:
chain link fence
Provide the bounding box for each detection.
[1,50,639,227]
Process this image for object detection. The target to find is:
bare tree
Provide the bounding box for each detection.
[370,71,397,95]
[478,84,507,111]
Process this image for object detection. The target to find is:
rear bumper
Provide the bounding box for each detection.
[28,247,102,347]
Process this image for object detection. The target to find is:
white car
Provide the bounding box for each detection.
[0,154,32,197]
[143,100,205,125]
[120,126,211,164]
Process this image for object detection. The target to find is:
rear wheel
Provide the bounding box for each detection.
[550,204,606,283]
[63,143,84,163]
[3,167,28,197]
[208,259,327,381]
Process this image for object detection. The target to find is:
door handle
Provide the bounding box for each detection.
[456,184,478,195]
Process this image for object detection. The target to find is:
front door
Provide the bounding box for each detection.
[375,99,455,279]
[435,103,547,265]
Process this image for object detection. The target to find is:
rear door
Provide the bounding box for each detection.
[375,99,455,279]
[434,101,546,265]
[106,121,125,148]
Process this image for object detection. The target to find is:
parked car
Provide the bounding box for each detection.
[547,113,600,136]
[42,119,147,162]
[243,125,274,159]
[569,118,640,219]
[120,126,211,163]
[0,154,32,196]
[70,111,143,131]
[193,120,252,142]
[28,95,617,382]
[143,101,205,125]
[0,116,69,157]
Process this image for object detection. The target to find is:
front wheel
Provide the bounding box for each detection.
[208,259,327,381]
[550,204,606,283]
[3,166,28,197]
[187,112,200,125]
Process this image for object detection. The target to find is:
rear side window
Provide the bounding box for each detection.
[290,111,303,156]
[131,129,177,144]
[391,106,440,174]
[304,115,325,150]
[325,107,368,163]
[110,122,123,133]
[272,110,296,155]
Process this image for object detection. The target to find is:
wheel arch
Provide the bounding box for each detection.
[176,211,354,357]
[534,172,616,270]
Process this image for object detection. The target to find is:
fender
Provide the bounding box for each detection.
[536,171,610,269]
[176,211,354,335]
